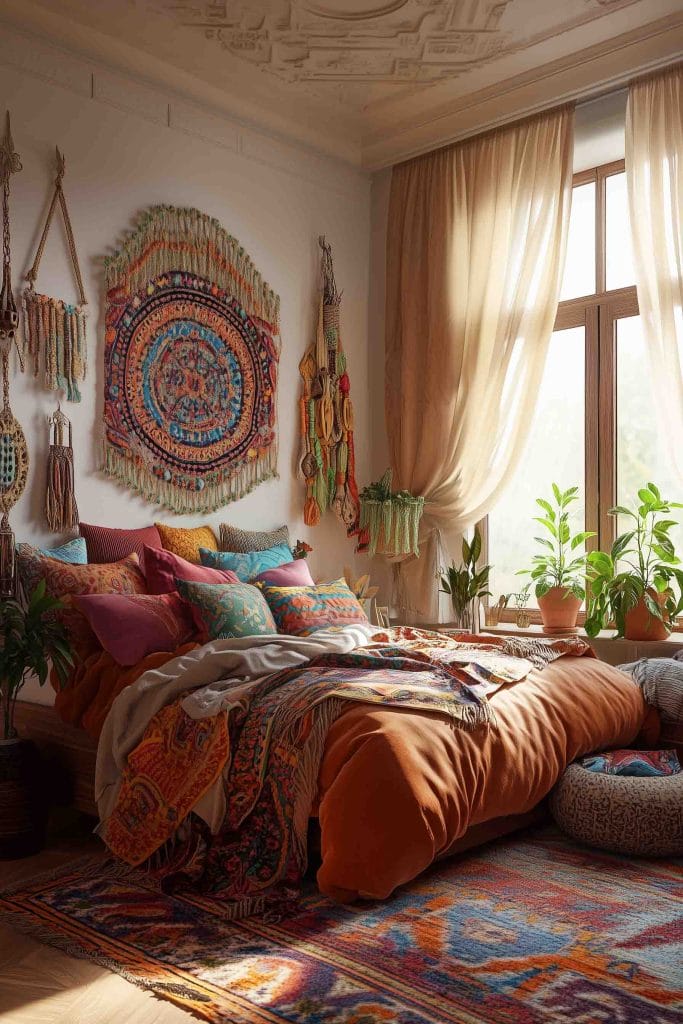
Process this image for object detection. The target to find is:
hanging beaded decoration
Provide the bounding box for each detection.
[0,112,27,598]
[45,403,78,532]
[299,236,367,549]
[22,147,87,402]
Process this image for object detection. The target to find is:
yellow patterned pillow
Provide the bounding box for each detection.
[155,523,218,564]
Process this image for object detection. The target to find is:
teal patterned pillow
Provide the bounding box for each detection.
[17,537,87,564]
[176,578,277,640]
[199,542,292,582]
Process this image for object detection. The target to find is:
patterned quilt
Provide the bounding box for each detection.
[100,627,591,917]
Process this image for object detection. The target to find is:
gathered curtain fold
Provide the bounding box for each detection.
[385,106,574,622]
[625,65,683,485]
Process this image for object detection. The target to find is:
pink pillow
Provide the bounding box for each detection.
[254,560,315,587]
[143,543,239,595]
[73,592,196,666]
[80,523,162,568]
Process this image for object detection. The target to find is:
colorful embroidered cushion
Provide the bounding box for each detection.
[16,539,87,596]
[156,523,218,563]
[199,543,292,582]
[260,578,368,636]
[176,579,276,640]
[73,592,196,667]
[79,523,162,568]
[580,749,681,777]
[219,522,290,553]
[143,544,239,595]
[254,559,315,587]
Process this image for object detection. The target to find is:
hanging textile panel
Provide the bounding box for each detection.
[103,206,280,515]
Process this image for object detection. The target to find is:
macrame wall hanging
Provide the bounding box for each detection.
[299,236,366,549]
[22,147,87,402]
[359,469,425,558]
[0,112,27,599]
[103,205,280,514]
[45,403,78,532]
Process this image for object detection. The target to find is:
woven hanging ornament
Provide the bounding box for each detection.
[0,111,26,599]
[22,146,87,402]
[298,236,367,549]
[359,469,425,558]
[45,403,78,532]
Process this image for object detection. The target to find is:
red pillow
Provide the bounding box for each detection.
[73,592,196,666]
[143,544,239,595]
[254,560,315,587]
[80,523,162,568]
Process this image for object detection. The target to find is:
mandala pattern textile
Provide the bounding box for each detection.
[261,577,369,635]
[176,578,277,640]
[200,542,292,581]
[103,207,280,514]
[2,829,681,1024]
[155,522,217,563]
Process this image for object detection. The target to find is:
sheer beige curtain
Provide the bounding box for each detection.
[385,107,574,621]
[626,65,683,485]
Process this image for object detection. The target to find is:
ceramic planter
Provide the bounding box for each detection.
[624,592,670,642]
[0,737,47,858]
[537,586,581,634]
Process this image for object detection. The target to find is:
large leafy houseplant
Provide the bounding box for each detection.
[518,484,594,631]
[439,529,491,632]
[585,483,683,639]
[1,581,74,740]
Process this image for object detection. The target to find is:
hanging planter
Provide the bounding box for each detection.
[359,469,424,557]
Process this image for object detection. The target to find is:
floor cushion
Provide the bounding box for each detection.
[550,760,683,857]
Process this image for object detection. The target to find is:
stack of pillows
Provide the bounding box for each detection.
[15,521,368,670]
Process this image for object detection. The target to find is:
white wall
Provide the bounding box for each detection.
[1,30,375,699]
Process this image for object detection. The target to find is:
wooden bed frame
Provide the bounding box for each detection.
[15,700,98,816]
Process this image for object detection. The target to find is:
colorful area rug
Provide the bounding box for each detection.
[1,827,681,1023]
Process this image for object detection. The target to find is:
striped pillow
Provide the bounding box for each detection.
[260,578,368,636]
[80,523,162,568]
[219,523,290,553]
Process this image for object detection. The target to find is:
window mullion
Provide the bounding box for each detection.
[598,301,617,551]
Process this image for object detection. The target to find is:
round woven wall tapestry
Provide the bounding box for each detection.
[103,207,280,514]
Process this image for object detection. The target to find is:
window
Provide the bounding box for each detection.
[488,160,682,616]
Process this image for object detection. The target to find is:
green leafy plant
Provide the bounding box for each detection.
[439,528,492,630]
[0,582,74,740]
[518,484,595,599]
[585,482,683,638]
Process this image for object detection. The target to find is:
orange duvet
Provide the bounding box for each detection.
[315,656,648,902]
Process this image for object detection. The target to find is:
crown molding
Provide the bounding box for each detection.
[362,12,683,169]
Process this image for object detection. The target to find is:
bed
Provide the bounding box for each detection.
[17,626,652,907]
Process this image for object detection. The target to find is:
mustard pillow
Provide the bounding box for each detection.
[155,523,218,564]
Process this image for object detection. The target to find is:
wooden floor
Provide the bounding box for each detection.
[0,811,193,1024]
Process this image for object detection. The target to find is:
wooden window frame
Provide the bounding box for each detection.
[490,158,662,626]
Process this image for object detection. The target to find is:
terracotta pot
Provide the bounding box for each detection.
[0,738,48,859]
[537,586,581,634]
[624,592,670,642]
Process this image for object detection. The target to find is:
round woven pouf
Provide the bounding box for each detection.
[550,762,683,857]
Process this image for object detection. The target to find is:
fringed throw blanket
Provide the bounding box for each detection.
[98,627,592,917]
[103,206,280,514]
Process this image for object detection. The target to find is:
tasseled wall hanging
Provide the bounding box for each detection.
[359,469,425,558]
[22,147,87,402]
[299,236,366,549]
[45,403,78,532]
[103,206,280,514]
[0,112,27,598]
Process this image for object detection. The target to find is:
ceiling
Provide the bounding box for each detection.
[3,0,683,168]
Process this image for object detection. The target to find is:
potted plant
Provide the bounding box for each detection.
[0,581,73,857]
[439,528,491,632]
[519,484,595,634]
[585,483,683,640]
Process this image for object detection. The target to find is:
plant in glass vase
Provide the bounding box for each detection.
[438,528,491,632]
[518,484,595,634]
[0,581,74,857]
[585,483,683,640]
